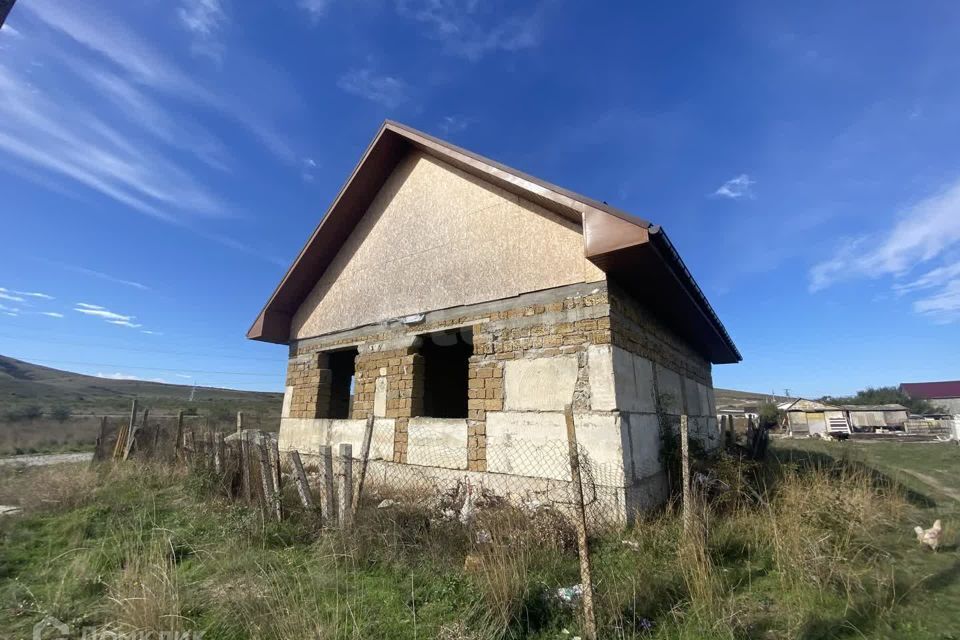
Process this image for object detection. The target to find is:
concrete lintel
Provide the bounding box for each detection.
[291,281,609,352]
[360,335,423,354]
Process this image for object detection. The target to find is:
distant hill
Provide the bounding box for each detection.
[0,355,282,416]
[714,387,795,412]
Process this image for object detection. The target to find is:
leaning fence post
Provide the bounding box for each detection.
[93,416,107,463]
[240,436,252,502]
[257,439,281,522]
[337,443,353,530]
[174,410,185,462]
[352,415,375,518]
[288,450,316,512]
[680,414,692,536]
[319,445,335,526]
[563,405,597,640]
[214,432,224,475]
[124,407,147,461]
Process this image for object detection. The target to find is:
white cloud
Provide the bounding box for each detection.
[75,302,105,310]
[141,330,163,335]
[0,287,53,300]
[3,25,22,38]
[177,0,228,62]
[297,0,331,20]
[107,319,143,328]
[2,311,18,317]
[713,174,755,200]
[914,280,960,322]
[0,303,21,313]
[809,177,960,323]
[438,115,472,135]
[19,0,297,164]
[337,68,410,108]
[301,156,318,182]
[0,63,227,221]
[74,306,133,321]
[397,0,546,61]
[175,373,193,379]
[39,311,64,318]
[97,371,168,384]
[49,263,150,291]
[0,292,25,302]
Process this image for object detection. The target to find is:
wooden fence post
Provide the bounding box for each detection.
[563,405,597,640]
[257,440,281,522]
[236,411,244,434]
[214,432,224,475]
[337,443,353,530]
[124,407,147,461]
[319,445,335,526]
[680,414,692,536]
[352,415,375,517]
[174,410,185,462]
[240,436,252,502]
[288,450,315,512]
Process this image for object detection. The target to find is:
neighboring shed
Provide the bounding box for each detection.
[900,381,960,416]
[248,121,740,522]
[781,399,849,437]
[841,404,909,431]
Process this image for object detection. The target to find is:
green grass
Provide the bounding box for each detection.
[0,440,957,639]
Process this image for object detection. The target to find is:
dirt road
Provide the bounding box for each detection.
[0,452,93,467]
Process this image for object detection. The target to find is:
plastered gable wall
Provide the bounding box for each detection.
[292,151,606,339]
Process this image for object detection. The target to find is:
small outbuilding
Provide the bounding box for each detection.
[781,399,850,437]
[841,404,909,431]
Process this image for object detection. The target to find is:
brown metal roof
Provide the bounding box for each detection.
[900,381,960,399]
[247,120,741,364]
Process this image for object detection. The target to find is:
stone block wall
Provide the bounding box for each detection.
[278,280,722,519]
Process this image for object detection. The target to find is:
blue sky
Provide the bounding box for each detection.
[1,0,959,398]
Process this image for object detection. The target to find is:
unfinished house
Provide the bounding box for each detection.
[248,121,740,521]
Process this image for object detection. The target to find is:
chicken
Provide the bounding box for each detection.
[914,520,942,551]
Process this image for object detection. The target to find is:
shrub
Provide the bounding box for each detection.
[50,405,72,423]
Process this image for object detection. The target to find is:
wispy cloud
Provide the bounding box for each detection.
[17,0,298,165]
[39,311,64,318]
[108,319,143,328]
[438,115,473,135]
[337,68,411,108]
[297,0,331,21]
[712,174,756,200]
[809,177,960,322]
[74,304,133,321]
[48,262,150,291]
[0,287,53,300]
[177,0,228,62]
[301,157,318,182]
[0,303,21,314]
[141,330,163,335]
[97,371,169,384]
[397,0,547,61]
[0,291,25,303]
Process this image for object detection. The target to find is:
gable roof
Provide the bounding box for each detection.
[900,381,960,399]
[248,120,741,364]
[781,398,843,412]
[840,404,909,412]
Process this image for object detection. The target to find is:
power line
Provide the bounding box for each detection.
[0,332,282,362]
[21,357,281,378]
